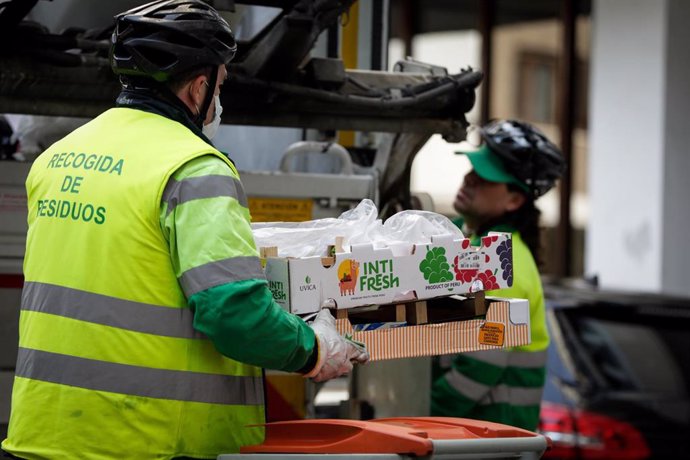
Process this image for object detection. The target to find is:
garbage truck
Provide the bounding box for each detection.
[0,1,549,458]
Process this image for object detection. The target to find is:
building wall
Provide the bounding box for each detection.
[406,30,482,217]
[587,0,667,291]
[491,18,591,229]
[661,0,690,295]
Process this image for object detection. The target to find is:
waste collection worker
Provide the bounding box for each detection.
[1,1,368,459]
[431,120,565,431]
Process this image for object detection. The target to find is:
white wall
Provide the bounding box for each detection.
[406,31,482,216]
[587,0,690,294]
[661,0,690,295]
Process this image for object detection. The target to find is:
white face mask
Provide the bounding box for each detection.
[202,95,223,139]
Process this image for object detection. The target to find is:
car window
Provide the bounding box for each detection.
[564,307,690,424]
[578,318,685,393]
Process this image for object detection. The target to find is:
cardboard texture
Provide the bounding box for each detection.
[335,297,530,361]
[263,232,513,314]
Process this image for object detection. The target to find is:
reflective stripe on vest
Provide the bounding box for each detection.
[463,349,548,368]
[22,281,202,339]
[16,347,264,406]
[179,256,266,297]
[162,174,248,215]
[445,368,545,406]
[20,282,265,406]
[438,349,547,369]
[443,349,547,406]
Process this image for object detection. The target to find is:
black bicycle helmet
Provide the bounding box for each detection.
[480,119,566,198]
[110,0,237,83]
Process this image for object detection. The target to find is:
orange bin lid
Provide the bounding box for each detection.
[240,416,541,456]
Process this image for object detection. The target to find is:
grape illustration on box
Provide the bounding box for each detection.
[419,246,453,284]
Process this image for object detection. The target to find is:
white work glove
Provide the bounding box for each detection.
[304,309,370,383]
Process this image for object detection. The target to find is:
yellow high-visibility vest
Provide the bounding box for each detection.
[2,108,264,460]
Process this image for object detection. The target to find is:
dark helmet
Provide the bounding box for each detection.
[110,0,237,83]
[480,119,566,198]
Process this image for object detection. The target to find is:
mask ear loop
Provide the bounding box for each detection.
[189,84,200,116]
[202,82,214,118]
[194,69,218,129]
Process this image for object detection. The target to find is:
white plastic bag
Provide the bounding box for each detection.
[6,115,89,161]
[252,199,463,258]
[251,199,379,258]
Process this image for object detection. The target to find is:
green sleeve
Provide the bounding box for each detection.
[189,279,315,371]
[160,155,316,372]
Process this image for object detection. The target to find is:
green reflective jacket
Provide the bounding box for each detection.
[431,218,548,431]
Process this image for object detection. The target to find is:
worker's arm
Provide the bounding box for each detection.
[161,155,317,373]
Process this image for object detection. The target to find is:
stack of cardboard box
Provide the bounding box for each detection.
[261,232,530,360]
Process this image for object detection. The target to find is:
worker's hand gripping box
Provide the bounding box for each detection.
[263,232,513,315]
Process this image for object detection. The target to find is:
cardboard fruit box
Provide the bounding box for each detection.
[334,295,531,361]
[262,231,513,315]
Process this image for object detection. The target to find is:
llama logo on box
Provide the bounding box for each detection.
[338,259,359,295]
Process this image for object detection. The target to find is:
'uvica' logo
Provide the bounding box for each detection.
[300,275,317,292]
[337,259,359,296]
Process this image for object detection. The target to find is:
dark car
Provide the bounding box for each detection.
[538,280,690,459]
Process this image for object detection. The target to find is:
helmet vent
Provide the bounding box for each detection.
[137,45,178,69]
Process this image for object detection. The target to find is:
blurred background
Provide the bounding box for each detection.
[1,1,689,458]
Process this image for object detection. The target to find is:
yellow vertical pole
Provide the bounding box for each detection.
[342,1,359,69]
[339,1,359,147]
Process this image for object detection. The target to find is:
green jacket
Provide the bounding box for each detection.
[431,218,548,431]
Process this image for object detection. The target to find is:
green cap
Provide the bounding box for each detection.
[458,144,529,193]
